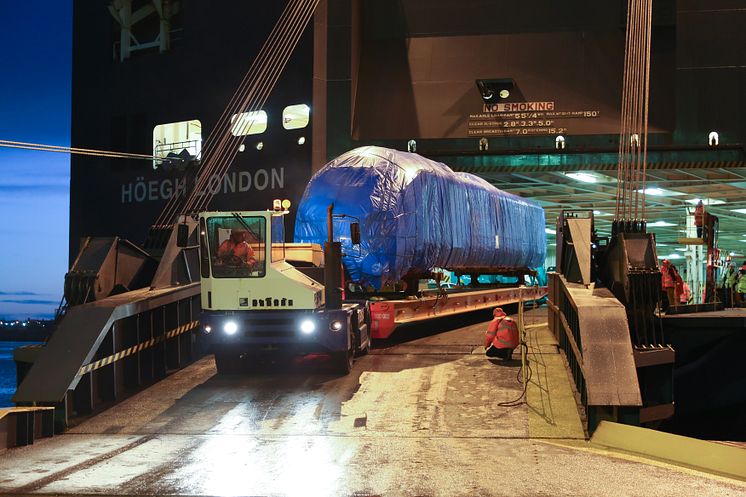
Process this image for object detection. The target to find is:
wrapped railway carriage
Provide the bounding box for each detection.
[198,148,546,374]
[295,147,546,290]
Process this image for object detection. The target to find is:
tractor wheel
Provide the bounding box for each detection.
[332,332,354,375]
[214,349,244,374]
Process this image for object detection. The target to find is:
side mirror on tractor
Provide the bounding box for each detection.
[350,222,361,246]
[177,223,189,248]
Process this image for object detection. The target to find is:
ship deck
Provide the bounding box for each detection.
[664,307,746,323]
[0,308,744,496]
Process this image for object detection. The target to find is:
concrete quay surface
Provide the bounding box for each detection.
[0,308,744,497]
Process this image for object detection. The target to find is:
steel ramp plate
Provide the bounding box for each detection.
[566,217,592,285]
[13,305,115,403]
[13,284,199,404]
[559,276,642,407]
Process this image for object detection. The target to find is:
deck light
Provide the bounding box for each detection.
[648,221,676,227]
[565,172,597,183]
[687,198,724,206]
[637,188,684,197]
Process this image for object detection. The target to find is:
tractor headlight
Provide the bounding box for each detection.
[300,319,316,335]
[330,320,343,332]
[223,321,238,335]
[204,325,212,334]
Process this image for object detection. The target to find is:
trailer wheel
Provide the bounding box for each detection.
[214,349,243,374]
[357,333,371,356]
[355,305,372,356]
[332,332,354,375]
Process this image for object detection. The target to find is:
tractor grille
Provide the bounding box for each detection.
[242,315,303,338]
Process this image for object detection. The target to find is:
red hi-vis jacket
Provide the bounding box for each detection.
[661,260,675,289]
[694,202,704,227]
[484,311,519,352]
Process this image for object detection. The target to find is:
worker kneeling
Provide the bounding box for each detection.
[484,307,519,360]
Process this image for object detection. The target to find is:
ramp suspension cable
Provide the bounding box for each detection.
[189,0,318,213]
[0,139,177,163]
[155,0,304,224]
[154,0,320,226]
[614,0,653,233]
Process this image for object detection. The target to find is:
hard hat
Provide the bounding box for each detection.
[493,307,506,318]
[662,259,670,265]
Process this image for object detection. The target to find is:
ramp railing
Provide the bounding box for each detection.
[14,284,203,430]
[547,273,588,409]
[547,272,643,433]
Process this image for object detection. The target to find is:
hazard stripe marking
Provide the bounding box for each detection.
[77,320,200,376]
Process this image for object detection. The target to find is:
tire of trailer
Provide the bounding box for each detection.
[355,304,372,356]
[357,332,371,356]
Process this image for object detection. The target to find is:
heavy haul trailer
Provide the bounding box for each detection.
[198,147,547,374]
[368,285,545,340]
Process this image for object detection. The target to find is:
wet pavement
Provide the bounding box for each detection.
[0,308,745,496]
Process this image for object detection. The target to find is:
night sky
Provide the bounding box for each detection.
[0,2,72,319]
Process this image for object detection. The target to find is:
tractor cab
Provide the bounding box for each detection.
[197,201,368,374]
[198,202,325,313]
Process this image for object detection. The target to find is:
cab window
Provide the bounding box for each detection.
[206,216,266,278]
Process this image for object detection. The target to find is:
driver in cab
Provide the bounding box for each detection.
[217,228,256,267]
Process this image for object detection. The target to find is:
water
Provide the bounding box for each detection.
[0,342,32,407]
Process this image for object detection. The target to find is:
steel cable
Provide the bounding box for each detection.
[615,0,652,223]
[178,0,308,212]
[179,0,316,216]
[615,0,634,219]
[155,0,305,225]
[642,0,653,220]
[186,0,315,213]
[188,0,319,213]
[0,139,171,162]
[189,0,318,211]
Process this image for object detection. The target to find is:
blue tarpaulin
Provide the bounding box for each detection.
[295,146,546,289]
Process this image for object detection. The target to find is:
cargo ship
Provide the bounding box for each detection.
[31,0,746,439]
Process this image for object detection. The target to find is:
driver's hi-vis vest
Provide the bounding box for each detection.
[219,240,254,262]
[484,316,519,351]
